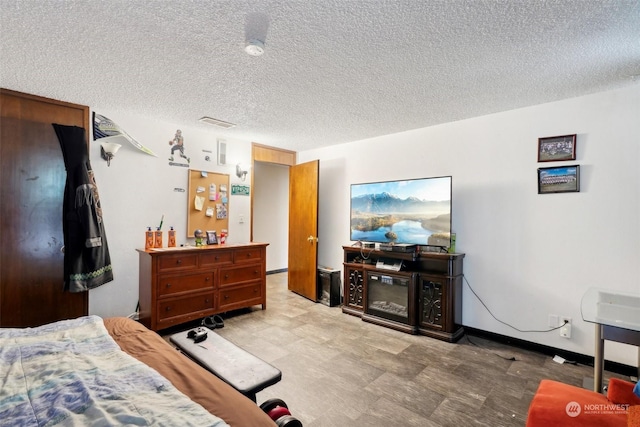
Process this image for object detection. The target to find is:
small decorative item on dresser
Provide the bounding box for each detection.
[168,227,176,247]
[194,229,204,247]
[154,228,163,248]
[145,227,154,249]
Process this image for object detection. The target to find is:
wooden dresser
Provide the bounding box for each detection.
[137,243,268,331]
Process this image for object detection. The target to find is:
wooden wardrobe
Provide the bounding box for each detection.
[0,89,89,327]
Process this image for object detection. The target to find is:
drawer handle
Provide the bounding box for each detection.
[224,274,229,279]
[254,270,258,275]
[176,259,182,264]
[205,298,210,303]
[205,277,210,281]
[246,252,251,257]
[165,306,171,311]
[166,283,171,288]
[215,256,219,261]
[224,295,229,299]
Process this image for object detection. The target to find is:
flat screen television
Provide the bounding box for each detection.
[350,176,452,248]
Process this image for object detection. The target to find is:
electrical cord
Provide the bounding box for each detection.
[353,240,375,260]
[464,334,517,361]
[463,275,569,333]
[464,333,579,364]
[463,275,580,365]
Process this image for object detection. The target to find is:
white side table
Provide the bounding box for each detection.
[581,288,640,393]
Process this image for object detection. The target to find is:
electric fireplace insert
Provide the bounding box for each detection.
[363,271,417,333]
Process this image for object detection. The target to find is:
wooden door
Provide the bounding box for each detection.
[0,89,88,327]
[287,160,319,300]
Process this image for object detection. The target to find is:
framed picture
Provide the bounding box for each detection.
[538,165,580,194]
[538,134,576,162]
[206,230,218,245]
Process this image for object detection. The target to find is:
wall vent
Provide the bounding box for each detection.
[217,140,227,165]
[199,116,236,129]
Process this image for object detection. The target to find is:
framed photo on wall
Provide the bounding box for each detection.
[538,134,576,162]
[538,165,580,194]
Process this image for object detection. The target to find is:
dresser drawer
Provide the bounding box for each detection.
[157,253,198,272]
[219,283,262,310]
[157,272,214,297]
[157,292,215,321]
[233,247,263,263]
[199,250,233,267]
[220,264,262,286]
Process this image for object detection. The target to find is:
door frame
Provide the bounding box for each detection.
[250,143,297,242]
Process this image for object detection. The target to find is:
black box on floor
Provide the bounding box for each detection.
[317,267,341,307]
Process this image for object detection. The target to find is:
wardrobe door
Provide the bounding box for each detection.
[0,89,88,327]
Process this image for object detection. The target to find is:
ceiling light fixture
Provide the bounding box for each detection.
[245,39,265,56]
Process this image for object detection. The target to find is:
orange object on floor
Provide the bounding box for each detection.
[526,378,639,427]
[628,405,640,427]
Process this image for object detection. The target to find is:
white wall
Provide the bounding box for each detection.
[88,110,253,317]
[86,85,639,366]
[299,84,640,367]
[253,161,289,271]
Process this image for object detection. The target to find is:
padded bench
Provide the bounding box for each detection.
[170,329,282,402]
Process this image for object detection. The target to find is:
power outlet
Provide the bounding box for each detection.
[560,317,572,338]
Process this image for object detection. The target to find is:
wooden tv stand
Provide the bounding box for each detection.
[342,245,465,342]
[137,243,268,331]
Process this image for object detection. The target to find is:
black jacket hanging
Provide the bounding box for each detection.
[53,124,113,292]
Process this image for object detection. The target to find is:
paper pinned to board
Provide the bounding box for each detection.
[194,195,205,211]
[93,112,157,157]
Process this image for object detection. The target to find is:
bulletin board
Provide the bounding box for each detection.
[186,169,230,239]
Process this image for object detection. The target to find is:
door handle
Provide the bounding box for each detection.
[307,235,318,243]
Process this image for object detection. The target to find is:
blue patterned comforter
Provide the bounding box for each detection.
[0,316,229,426]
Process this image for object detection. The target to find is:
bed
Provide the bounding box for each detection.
[0,315,276,426]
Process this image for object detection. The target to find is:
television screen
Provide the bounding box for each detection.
[350,176,452,247]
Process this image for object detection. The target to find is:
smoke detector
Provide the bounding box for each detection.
[245,39,265,56]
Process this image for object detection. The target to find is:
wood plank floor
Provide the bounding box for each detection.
[179,273,631,426]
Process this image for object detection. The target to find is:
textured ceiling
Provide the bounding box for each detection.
[1,0,639,152]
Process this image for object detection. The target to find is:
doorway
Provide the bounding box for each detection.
[253,161,289,272]
[251,144,319,301]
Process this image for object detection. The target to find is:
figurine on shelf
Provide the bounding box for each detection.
[194,229,204,247]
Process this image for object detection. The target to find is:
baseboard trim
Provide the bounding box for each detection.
[267,268,288,275]
[463,326,637,378]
